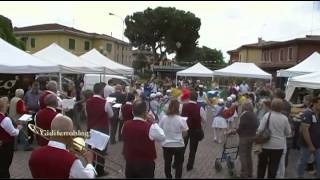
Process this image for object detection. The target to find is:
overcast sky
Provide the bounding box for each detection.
[1,1,320,61]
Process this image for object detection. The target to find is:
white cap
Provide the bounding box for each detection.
[227,97,232,102]
[156,92,162,96]
[231,94,236,100]
[218,98,224,104]
[199,84,204,88]
[166,89,171,93]
[150,93,156,98]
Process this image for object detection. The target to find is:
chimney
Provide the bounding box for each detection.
[258,37,263,44]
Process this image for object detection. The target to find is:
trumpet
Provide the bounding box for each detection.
[28,124,124,175]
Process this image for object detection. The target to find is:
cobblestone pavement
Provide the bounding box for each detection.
[10,118,315,179]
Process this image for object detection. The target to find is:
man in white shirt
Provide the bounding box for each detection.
[122,99,165,178]
[240,81,249,93]
[29,115,96,178]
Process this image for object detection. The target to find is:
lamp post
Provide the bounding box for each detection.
[108,12,125,41]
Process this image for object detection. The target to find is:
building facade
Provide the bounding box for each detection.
[14,23,133,67]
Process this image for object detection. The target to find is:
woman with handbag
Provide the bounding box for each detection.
[256,98,291,178]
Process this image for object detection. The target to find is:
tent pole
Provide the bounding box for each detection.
[176,75,178,87]
[59,72,62,91]
[103,67,106,82]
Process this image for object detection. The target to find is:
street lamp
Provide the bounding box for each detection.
[108,12,125,41]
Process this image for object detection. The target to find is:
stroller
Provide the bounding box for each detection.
[214,132,239,177]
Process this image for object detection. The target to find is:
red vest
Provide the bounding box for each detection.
[86,96,109,130]
[35,108,58,146]
[121,104,133,122]
[0,113,14,143]
[29,145,76,179]
[39,91,52,110]
[181,102,202,129]
[122,120,156,161]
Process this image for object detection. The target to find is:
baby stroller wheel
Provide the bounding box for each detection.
[214,159,222,172]
[228,169,235,177]
[226,156,234,169]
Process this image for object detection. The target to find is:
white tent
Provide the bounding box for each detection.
[277,52,320,77]
[285,71,320,100]
[0,38,60,74]
[80,49,134,76]
[33,43,104,74]
[176,62,214,77]
[213,62,272,80]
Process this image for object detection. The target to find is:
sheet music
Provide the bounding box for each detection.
[106,97,116,103]
[61,99,75,109]
[181,117,188,121]
[112,103,122,108]
[19,114,33,122]
[85,129,110,151]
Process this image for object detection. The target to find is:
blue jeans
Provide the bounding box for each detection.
[297,146,320,178]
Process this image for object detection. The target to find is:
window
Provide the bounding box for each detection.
[69,39,75,50]
[84,41,90,50]
[106,43,112,52]
[269,51,273,62]
[280,49,284,61]
[263,51,268,62]
[31,38,35,48]
[288,47,293,60]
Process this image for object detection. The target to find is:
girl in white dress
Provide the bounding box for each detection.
[212,99,228,144]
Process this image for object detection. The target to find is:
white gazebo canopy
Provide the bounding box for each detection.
[277,52,320,77]
[285,71,320,100]
[176,62,214,77]
[33,43,104,74]
[80,49,134,76]
[213,62,272,80]
[0,38,60,74]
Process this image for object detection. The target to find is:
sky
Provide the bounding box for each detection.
[1,1,320,61]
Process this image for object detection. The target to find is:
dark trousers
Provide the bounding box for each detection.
[110,109,120,144]
[89,127,109,176]
[238,137,254,178]
[163,147,184,179]
[0,141,14,178]
[125,161,155,178]
[257,148,283,178]
[183,130,200,169]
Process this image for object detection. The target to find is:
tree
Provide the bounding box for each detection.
[132,53,148,70]
[124,7,201,65]
[0,15,25,50]
[177,46,226,67]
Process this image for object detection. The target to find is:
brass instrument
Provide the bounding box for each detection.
[28,124,124,176]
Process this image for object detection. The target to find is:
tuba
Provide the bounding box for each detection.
[28,124,124,176]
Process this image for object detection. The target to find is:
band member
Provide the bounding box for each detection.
[122,99,165,178]
[86,82,113,177]
[181,91,206,171]
[29,115,96,178]
[119,93,135,123]
[9,89,32,151]
[109,84,126,144]
[34,94,59,146]
[0,97,22,178]
[39,80,62,111]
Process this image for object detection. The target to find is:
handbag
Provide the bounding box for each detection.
[193,128,204,141]
[254,112,271,144]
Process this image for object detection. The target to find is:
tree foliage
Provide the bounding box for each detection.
[177,46,226,66]
[125,7,201,64]
[132,53,148,70]
[0,15,25,50]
